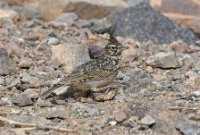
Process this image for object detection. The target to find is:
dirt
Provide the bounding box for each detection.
[0,1,200,135]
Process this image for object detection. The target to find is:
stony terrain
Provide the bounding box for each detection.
[0,0,200,135]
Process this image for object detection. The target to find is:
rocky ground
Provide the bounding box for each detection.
[0,0,200,135]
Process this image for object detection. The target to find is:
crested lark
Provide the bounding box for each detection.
[40,33,128,99]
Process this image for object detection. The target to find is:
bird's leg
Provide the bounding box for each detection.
[73,89,93,103]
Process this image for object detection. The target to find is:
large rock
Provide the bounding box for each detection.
[176,121,200,135]
[108,2,199,44]
[63,0,127,19]
[51,44,90,73]
[38,0,67,21]
[12,3,40,20]
[39,0,127,21]
[146,52,182,69]
[141,114,156,126]
[0,48,15,75]
[12,93,33,107]
[54,12,78,26]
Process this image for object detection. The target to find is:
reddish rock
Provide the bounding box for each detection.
[150,0,200,16]
[39,0,127,21]
[170,41,190,53]
[38,0,67,21]
[0,9,19,23]
[18,58,32,68]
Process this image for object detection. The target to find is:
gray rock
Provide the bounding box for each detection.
[194,60,200,71]
[12,5,40,20]
[185,71,198,79]
[0,77,6,86]
[90,19,113,34]
[176,121,200,135]
[108,2,199,44]
[55,13,78,26]
[36,99,53,107]
[51,43,90,73]
[15,83,32,91]
[12,93,33,107]
[75,19,113,34]
[23,89,39,99]
[88,108,101,116]
[21,73,41,86]
[190,91,200,98]
[114,87,127,101]
[141,115,156,126]
[0,48,15,75]
[18,58,32,68]
[114,110,128,122]
[47,37,60,45]
[129,101,151,119]
[126,70,153,93]
[54,12,78,26]
[75,19,93,28]
[146,52,182,69]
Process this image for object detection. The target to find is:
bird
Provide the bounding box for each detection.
[40,33,128,99]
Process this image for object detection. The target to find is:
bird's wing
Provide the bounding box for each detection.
[40,60,105,98]
[84,68,113,80]
[40,66,113,98]
[62,66,112,84]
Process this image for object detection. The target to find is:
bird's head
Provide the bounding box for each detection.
[105,35,129,56]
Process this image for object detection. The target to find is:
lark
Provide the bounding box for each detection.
[40,34,128,99]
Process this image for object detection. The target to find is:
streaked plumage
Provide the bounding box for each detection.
[40,34,128,99]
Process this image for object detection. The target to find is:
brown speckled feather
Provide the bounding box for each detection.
[40,34,128,98]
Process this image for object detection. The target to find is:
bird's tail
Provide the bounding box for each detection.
[39,84,64,99]
[39,89,53,99]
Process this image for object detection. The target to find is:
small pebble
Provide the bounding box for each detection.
[12,93,33,107]
[141,115,156,126]
[47,37,59,45]
[109,120,117,126]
